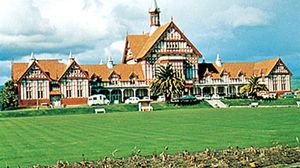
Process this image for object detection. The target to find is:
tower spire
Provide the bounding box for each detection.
[149,0,160,35]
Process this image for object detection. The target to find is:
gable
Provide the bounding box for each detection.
[123,35,149,63]
[19,62,50,82]
[270,60,291,75]
[139,22,202,60]
[60,61,88,80]
[109,71,120,80]
[122,21,202,63]
[151,25,194,55]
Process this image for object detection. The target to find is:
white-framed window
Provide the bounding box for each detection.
[77,81,83,97]
[281,76,286,90]
[37,82,44,99]
[26,83,32,99]
[66,82,72,98]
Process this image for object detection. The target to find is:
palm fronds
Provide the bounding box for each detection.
[240,76,268,99]
[150,64,185,102]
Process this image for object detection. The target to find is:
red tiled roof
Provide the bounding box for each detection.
[124,21,202,62]
[81,64,145,81]
[200,58,289,79]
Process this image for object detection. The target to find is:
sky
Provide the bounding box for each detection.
[0,0,299,85]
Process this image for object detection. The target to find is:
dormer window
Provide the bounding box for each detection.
[129,73,138,85]
[130,77,136,85]
[109,73,120,85]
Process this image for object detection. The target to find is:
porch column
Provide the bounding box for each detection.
[214,86,217,95]
[224,86,228,96]
[148,89,151,97]
[108,89,113,102]
[133,89,137,97]
[200,87,204,97]
[120,89,125,102]
[235,86,239,95]
[89,85,92,96]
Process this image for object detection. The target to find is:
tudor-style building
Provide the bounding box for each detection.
[11,0,292,107]
[195,56,292,96]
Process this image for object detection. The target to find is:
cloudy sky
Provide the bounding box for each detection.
[0,0,299,85]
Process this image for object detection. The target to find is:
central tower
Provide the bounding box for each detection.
[149,0,160,35]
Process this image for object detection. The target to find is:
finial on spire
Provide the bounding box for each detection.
[107,55,114,69]
[216,54,222,67]
[171,16,173,21]
[149,0,159,12]
[100,58,103,65]
[69,51,73,59]
[29,52,36,66]
[30,52,35,60]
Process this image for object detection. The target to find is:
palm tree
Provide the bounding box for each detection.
[240,76,268,99]
[150,64,185,102]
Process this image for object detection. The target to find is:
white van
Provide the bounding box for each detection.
[88,94,110,106]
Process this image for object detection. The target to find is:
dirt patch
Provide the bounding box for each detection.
[33,145,300,168]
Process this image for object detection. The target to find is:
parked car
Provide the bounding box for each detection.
[211,94,220,100]
[195,95,204,101]
[88,94,110,106]
[157,96,166,102]
[281,93,296,99]
[203,95,211,100]
[181,95,197,100]
[143,96,151,100]
[125,97,140,104]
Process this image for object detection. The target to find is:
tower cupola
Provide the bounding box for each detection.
[149,0,160,35]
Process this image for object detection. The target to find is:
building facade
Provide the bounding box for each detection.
[11,0,292,107]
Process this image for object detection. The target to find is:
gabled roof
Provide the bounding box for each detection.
[199,58,291,79]
[12,63,29,82]
[12,59,145,83]
[13,61,52,82]
[58,60,88,81]
[37,60,66,80]
[81,64,145,82]
[123,21,202,62]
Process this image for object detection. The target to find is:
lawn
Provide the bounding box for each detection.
[223,98,300,107]
[1,107,300,167]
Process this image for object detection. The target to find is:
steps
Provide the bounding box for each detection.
[206,100,228,108]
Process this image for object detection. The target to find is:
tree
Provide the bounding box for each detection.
[240,76,268,99]
[0,80,18,111]
[150,64,185,102]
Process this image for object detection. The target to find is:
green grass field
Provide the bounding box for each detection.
[1,107,300,167]
[223,98,300,107]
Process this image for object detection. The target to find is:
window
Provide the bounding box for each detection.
[281,76,286,90]
[110,74,119,85]
[184,63,194,80]
[130,76,136,85]
[273,76,277,91]
[26,83,32,99]
[37,82,43,99]
[77,81,83,97]
[66,82,72,98]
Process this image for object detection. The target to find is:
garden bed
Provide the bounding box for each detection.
[33,145,300,168]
